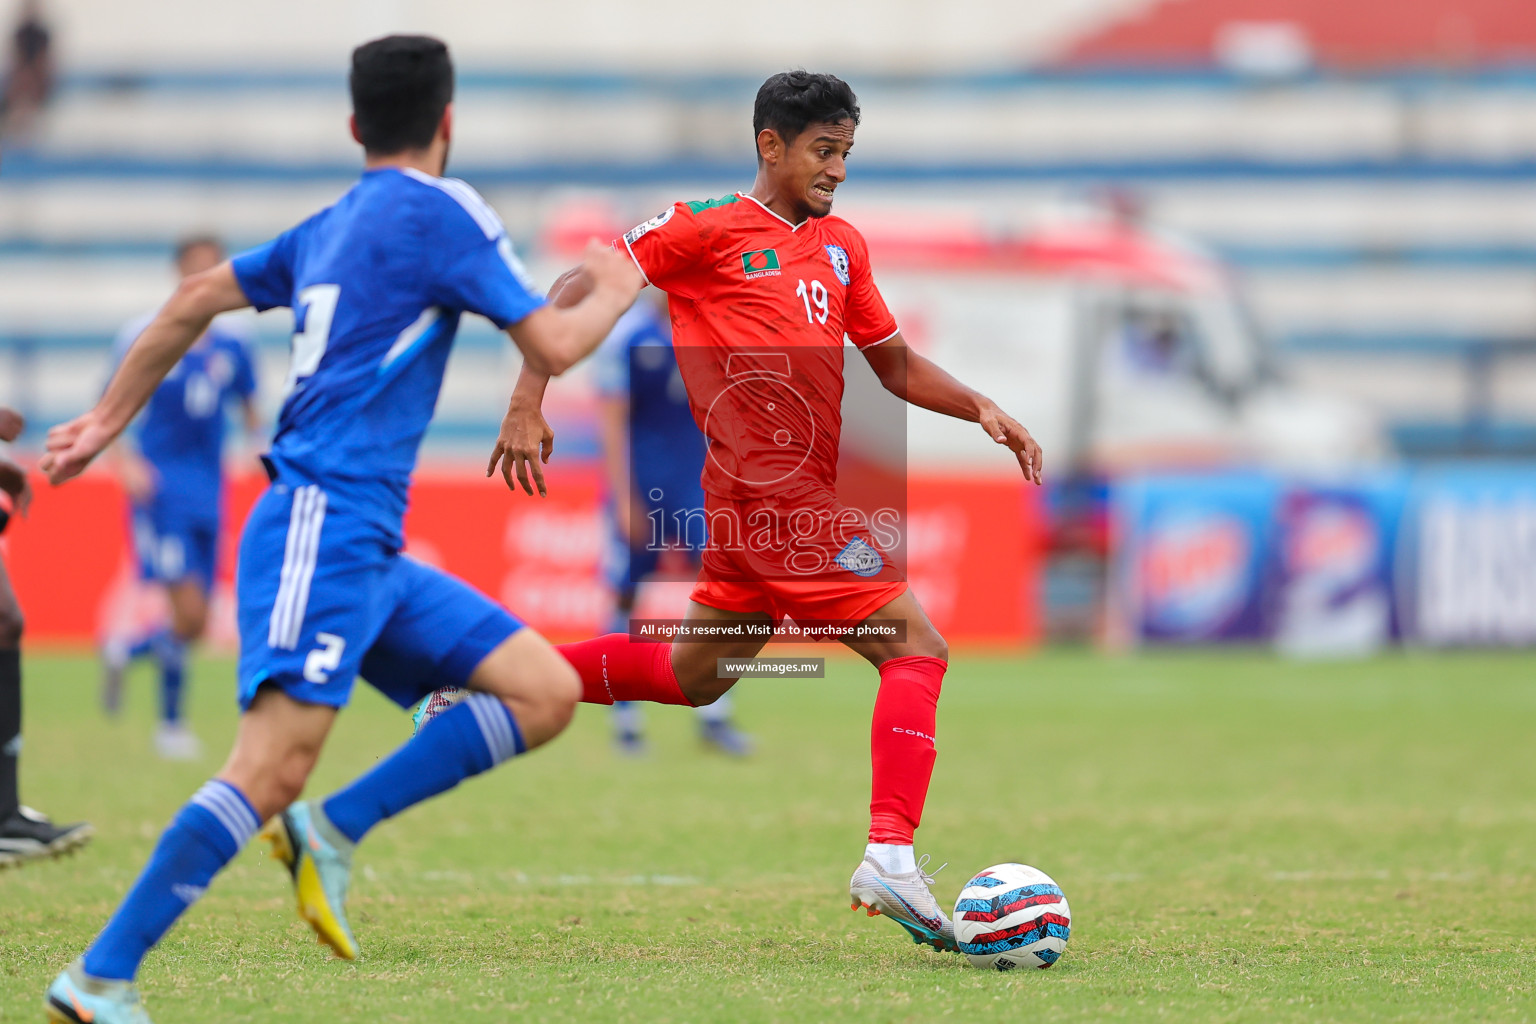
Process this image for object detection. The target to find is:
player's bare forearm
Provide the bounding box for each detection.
[508,361,550,410]
[861,332,1044,484]
[42,263,250,484]
[861,334,987,420]
[507,243,641,376]
[98,266,248,432]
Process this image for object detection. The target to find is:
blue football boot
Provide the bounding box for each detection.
[259,801,359,960]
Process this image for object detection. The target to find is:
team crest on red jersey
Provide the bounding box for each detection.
[824,244,851,286]
[834,537,885,577]
[741,249,781,279]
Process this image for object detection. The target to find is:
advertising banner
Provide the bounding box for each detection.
[1271,476,1406,657]
[1111,473,1278,643]
[1113,468,1536,649]
[1397,468,1536,647]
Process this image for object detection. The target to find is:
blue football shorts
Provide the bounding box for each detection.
[235,481,523,711]
[131,497,220,590]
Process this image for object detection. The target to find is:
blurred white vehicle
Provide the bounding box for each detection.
[858,210,1384,476]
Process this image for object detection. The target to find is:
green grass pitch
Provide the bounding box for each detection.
[3,650,1535,1022]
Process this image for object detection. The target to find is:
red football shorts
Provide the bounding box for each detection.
[688,488,908,626]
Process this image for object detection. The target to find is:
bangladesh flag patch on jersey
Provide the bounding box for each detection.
[741,249,781,279]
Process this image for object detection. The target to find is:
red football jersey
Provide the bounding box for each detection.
[621,192,898,501]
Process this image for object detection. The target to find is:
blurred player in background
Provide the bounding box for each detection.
[473,70,1043,956]
[592,290,752,756]
[102,236,260,760]
[39,35,639,1023]
[0,406,93,867]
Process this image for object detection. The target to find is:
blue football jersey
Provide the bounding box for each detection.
[230,168,544,541]
[590,300,706,498]
[115,313,257,515]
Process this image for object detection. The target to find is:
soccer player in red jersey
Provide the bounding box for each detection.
[485,71,1041,952]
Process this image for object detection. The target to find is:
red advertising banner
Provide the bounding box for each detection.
[3,465,1040,649]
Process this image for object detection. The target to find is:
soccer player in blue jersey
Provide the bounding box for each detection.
[103,236,261,760]
[591,293,752,756]
[39,35,641,1023]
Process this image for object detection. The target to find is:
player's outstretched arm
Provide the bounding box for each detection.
[506,242,640,377]
[485,259,607,494]
[861,332,1043,485]
[41,262,251,486]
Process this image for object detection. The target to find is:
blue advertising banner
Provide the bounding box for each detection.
[1397,467,1536,647]
[1112,473,1278,643]
[1271,476,1407,657]
[1112,467,1536,649]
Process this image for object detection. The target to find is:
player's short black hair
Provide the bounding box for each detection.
[174,234,223,263]
[752,71,860,152]
[349,34,454,155]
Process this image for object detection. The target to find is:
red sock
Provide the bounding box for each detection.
[868,655,947,844]
[557,634,693,707]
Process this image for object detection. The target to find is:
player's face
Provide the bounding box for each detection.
[778,119,855,220]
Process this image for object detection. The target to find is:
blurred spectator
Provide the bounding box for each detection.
[1,0,54,144]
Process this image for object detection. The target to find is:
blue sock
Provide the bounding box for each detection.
[82,780,258,981]
[126,628,165,663]
[154,632,188,724]
[321,693,524,844]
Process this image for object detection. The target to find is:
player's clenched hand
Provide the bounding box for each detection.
[40,411,117,486]
[581,240,643,298]
[486,397,555,497]
[979,403,1044,486]
[0,407,23,443]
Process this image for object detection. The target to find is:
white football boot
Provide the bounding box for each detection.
[849,853,958,952]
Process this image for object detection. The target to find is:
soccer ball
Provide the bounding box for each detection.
[952,863,1071,970]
